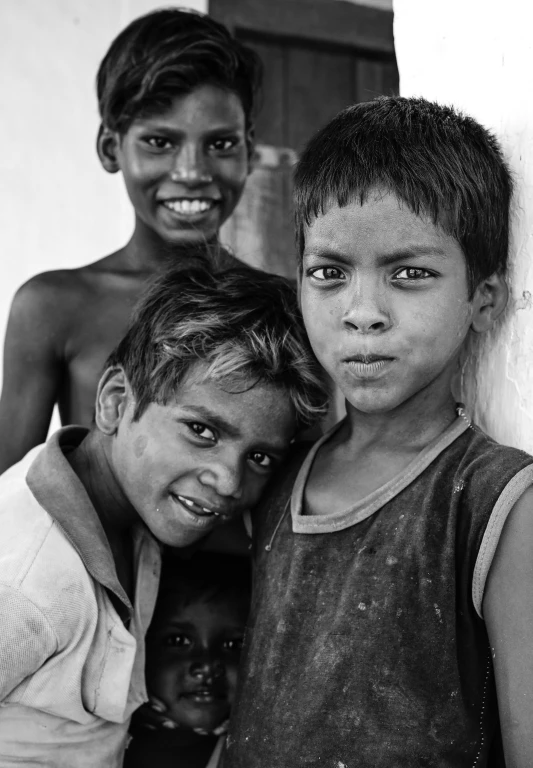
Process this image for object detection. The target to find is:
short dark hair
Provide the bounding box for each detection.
[106,256,328,428]
[154,552,251,616]
[294,96,513,295]
[96,8,263,137]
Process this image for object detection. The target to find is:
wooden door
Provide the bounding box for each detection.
[212,0,398,277]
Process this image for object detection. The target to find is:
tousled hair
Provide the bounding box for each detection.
[294,96,513,295]
[106,255,329,428]
[96,8,262,138]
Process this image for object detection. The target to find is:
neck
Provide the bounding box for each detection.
[67,431,137,545]
[343,378,458,455]
[122,218,221,274]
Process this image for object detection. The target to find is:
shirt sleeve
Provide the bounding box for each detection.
[0,584,58,700]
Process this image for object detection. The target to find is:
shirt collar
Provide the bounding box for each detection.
[26,426,133,614]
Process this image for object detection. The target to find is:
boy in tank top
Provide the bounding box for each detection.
[223,97,533,767]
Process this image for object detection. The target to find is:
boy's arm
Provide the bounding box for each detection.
[484,484,533,767]
[0,585,57,700]
[0,276,63,473]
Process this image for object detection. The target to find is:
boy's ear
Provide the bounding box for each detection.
[94,367,131,435]
[471,272,508,333]
[97,124,121,174]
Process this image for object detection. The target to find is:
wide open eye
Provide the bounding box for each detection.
[223,637,244,653]
[309,266,346,281]
[394,267,433,281]
[209,136,240,153]
[165,634,192,648]
[249,451,273,469]
[145,136,173,151]
[187,422,216,443]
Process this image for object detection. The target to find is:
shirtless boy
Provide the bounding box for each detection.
[0,9,262,472]
[0,262,326,766]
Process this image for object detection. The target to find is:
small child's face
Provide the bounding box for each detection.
[145,592,248,732]
[111,84,249,244]
[108,363,296,547]
[300,191,484,415]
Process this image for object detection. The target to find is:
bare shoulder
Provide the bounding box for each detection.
[11,253,127,317]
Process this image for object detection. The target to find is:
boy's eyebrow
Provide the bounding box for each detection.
[179,405,242,438]
[136,120,245,135]
[303,245,449,265]
[377,246,450,265]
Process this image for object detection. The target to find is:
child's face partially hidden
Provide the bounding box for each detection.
[111,84,250,245]
[300,191,500,417]
[145,592,247,732]
[108,362,296,547]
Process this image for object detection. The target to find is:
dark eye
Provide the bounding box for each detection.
[209,137,239,152]
[249,452,273,469]
[187,422,216,442]
[165,634,192,648]
[223,638,244,653]
[394,267,432,280]
[309,267,346,281]
[146,136,172,150]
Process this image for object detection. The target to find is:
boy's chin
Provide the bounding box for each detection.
[170,705,229,735]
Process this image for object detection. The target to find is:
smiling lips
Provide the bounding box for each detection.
[175,494,227,519]
[162,198,218,216]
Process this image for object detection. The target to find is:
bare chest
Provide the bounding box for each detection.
[58,278,150,426]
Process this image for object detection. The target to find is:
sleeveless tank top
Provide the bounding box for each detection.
[225,417,533,768]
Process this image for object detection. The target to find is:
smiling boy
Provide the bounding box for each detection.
[0,9,263,472]
[0,263,326,766]
[225,98,533,767]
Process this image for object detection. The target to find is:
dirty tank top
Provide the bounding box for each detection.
[224,416,533,768]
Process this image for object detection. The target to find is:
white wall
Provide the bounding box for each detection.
[394,0,533,452]
[0,0,206,390]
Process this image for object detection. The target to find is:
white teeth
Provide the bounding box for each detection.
[164,199,213,215]
[177,495,217,516]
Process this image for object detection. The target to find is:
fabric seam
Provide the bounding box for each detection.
[472,463,533,618]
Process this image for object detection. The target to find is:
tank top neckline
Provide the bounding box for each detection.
[291,410,471,534]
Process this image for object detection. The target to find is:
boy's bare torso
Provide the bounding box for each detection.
[0,249,157,472]
[52,253,153,426]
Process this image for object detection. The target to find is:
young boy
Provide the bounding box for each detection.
[125,552,250,768]
[0,263,327,766]
[224,97,533,767]
[0,8,262,472]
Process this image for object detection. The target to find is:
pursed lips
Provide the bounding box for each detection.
[344,354,395,364]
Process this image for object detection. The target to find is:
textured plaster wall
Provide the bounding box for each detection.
[393,0,533,451]
[0,0,206,391]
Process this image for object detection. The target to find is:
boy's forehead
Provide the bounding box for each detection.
[153,591,247,626]
[303,192,455,257]
[127,84,246,132]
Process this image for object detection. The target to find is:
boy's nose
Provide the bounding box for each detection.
[170,144,212,184]
[198,461,244,501]
[189,658,225,683]
[342,286,391,333]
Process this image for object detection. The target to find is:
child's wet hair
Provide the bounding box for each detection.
[294,96,513,296]
[106,250,329,428]
[96,8,262,140]
[155,552,251,615]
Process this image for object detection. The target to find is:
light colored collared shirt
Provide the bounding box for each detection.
[0,427,161,767]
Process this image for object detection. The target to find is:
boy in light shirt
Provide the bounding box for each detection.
[0,261,326,766]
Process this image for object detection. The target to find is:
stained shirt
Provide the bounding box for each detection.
[0,427,161,767]
[225,416,533,768]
